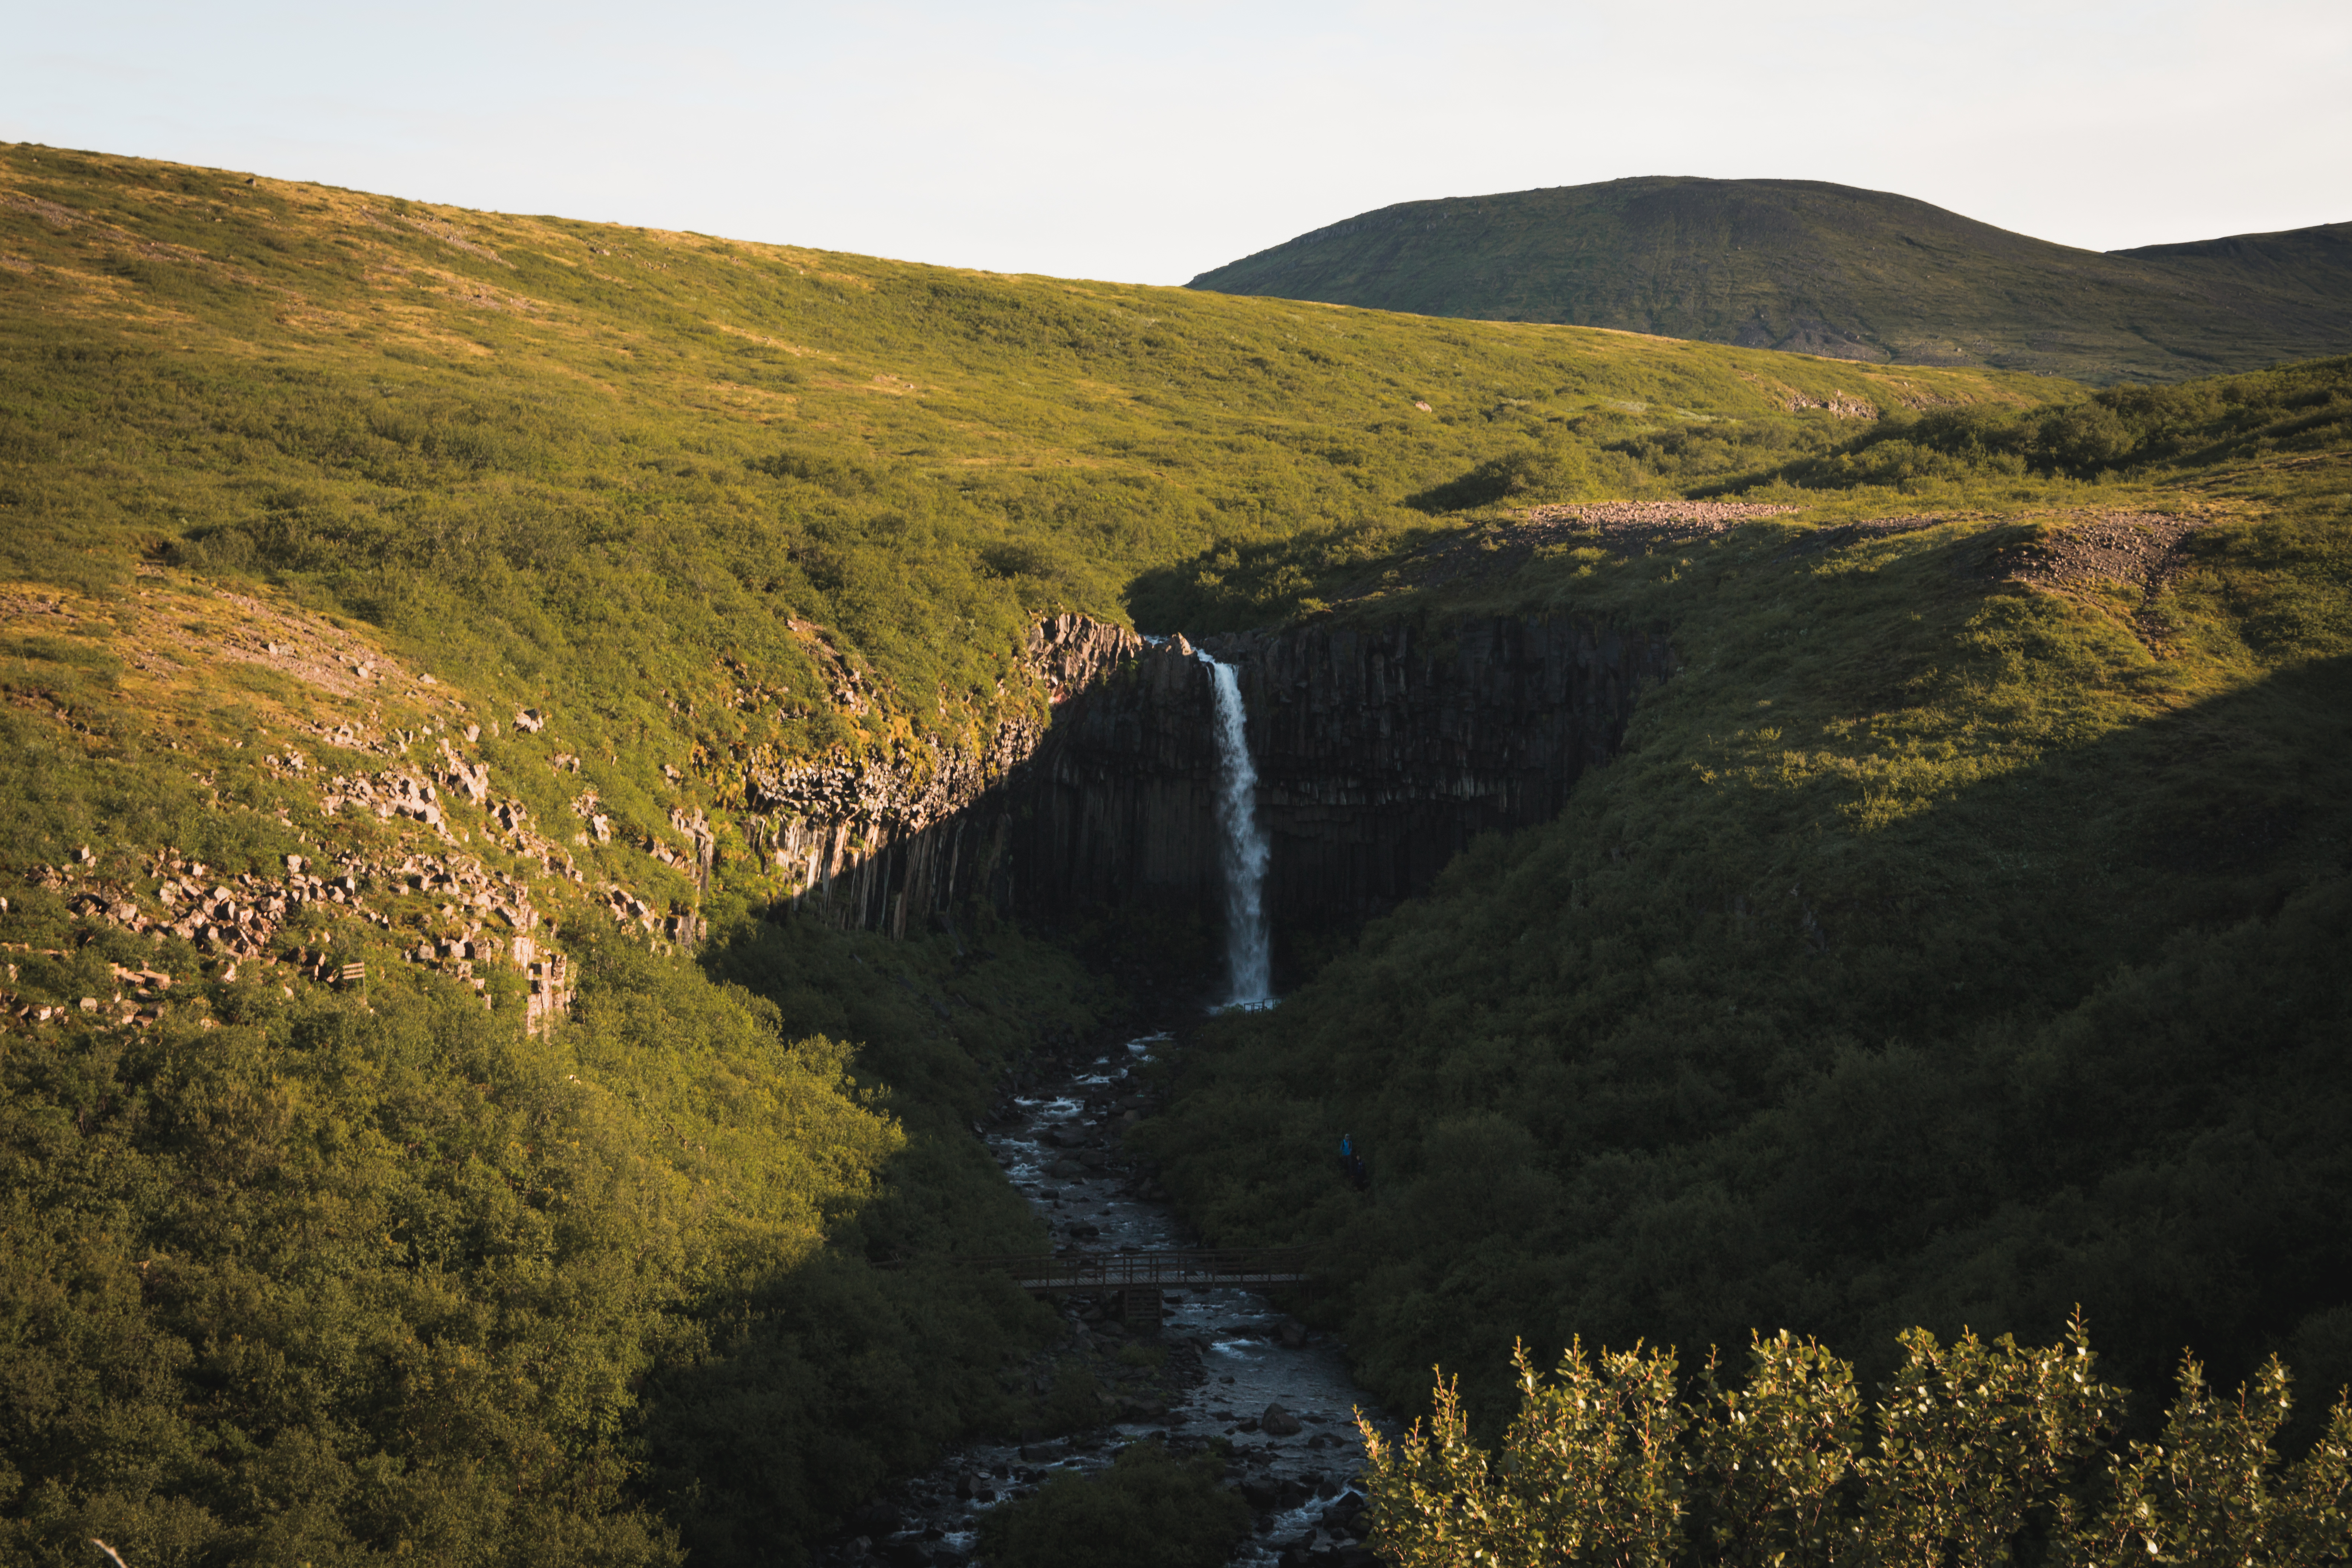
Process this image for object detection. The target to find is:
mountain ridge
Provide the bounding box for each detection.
[1188,176,2352,384]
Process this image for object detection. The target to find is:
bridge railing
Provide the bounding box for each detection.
[952,1246,1315,1293]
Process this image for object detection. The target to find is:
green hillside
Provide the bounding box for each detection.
[1140,353,2352,1442]
[0,141,2065,1566]
[3,136,2351,1567]
[1188,176,2352,386]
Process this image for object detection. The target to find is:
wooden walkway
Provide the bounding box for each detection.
[959,1247,1314,1295]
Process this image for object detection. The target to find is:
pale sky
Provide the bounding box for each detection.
[11,0,2349,286]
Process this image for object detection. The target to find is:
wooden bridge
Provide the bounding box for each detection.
[954,1247,1315,1326]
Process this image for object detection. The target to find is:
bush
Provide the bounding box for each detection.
[975,1442,1248,1568]
[1362,1321,2352,1568]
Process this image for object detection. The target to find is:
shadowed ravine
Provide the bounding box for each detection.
[779,611,1681,1563]
[769,613,1673,991]
[821,1031,1396,1568]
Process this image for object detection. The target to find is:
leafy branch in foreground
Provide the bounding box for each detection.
[1359,1320,2352,1568]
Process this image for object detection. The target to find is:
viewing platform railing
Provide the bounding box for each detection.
[951,1247,1315,1294]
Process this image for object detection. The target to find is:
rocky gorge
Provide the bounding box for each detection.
[760,611,1675,977]
[818,1029,1397,1568]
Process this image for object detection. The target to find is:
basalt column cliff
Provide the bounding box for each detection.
[997,615,1675,936]
[753,613,1673,950]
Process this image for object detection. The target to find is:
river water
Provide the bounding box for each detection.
[821,1031,1397,1568]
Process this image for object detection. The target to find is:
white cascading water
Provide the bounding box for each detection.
[1199,652,1272,1008]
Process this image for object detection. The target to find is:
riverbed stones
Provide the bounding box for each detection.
[1261,1403,1305,1436]
[848,1503,899,1536]
[833,1027,1383,1566]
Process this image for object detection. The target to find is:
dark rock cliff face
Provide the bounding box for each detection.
[998,615,1675,934]
[754,612,1672,953]
[744,614,1141,936]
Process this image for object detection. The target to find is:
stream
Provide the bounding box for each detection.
[819,1029,1396,1568]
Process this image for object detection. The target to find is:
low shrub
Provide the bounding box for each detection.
[975,1441,1248,1568]
[1363,1320,2352,1568]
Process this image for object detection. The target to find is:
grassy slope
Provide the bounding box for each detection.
[5,135,2345,1562]
[1139,357,2352,1442]
[1188,176,2352,385]
[0,146,2056,754]
[0,144,2062,1565]
[0,566,1115,1567]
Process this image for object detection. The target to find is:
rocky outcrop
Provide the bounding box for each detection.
[744,615,1142,934]
[754,611,1673,954]
[982,614,1673,937]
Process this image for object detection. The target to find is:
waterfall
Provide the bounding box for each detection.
[1199,652,1272,1008]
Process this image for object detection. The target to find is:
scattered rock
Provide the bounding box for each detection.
[1516,499,1803,550]
[1261,1403,1304,1436]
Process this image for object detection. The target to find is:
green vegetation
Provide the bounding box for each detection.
[6,136,2352,1566]
[0,806,1110,1563]
[1365,1324,2352,1567]
[1706,359,2352,489]
[0,141,2055,834]
[1190,176,2352,385]
[1136,354,2352,631]
[4,138,2042,1565]
[1140,357,2352,1440]
[975,1441,1249,1568]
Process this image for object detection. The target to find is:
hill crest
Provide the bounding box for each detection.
[1188,176,2352,384]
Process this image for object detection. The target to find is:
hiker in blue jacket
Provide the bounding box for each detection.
[1340,1133,1368,1191]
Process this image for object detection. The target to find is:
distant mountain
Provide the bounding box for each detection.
[1188,178,2352,384]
